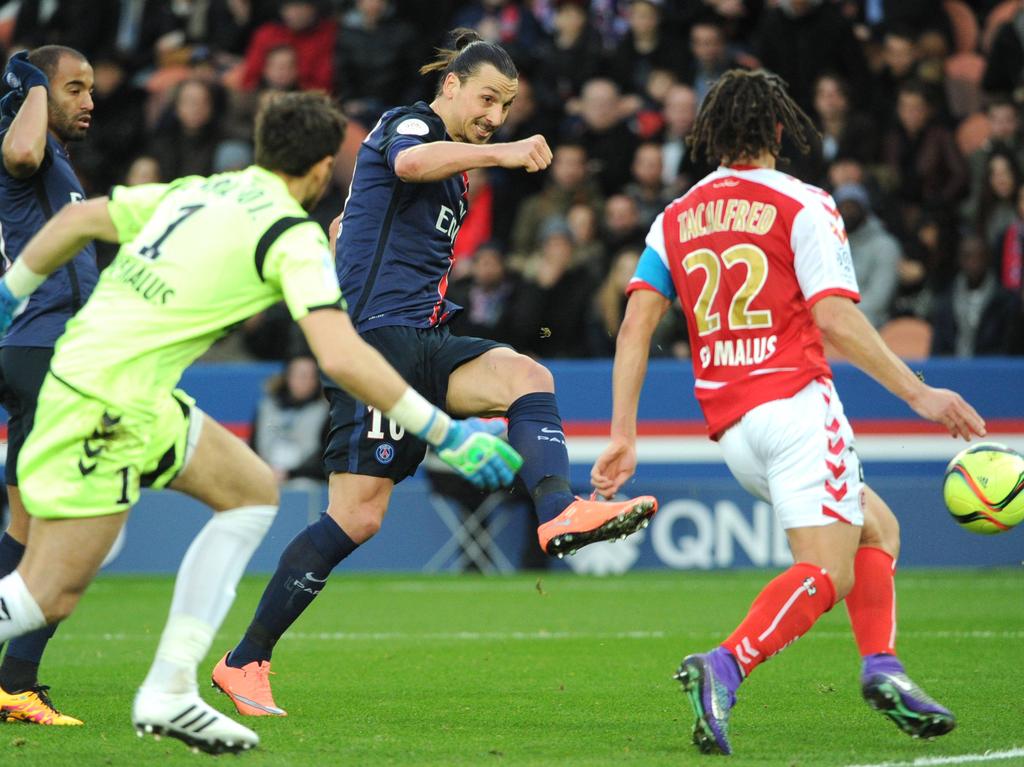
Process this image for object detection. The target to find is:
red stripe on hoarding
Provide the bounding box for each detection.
[557,418,1024,437]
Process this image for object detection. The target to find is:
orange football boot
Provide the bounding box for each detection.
[0,685,82,725]
[211,653,286,717]
[537,495,658,556]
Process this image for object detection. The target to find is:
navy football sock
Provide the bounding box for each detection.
[0,533,23,578]
[506,392,575,524]
[0,533,55,692]
[228,514,357,667]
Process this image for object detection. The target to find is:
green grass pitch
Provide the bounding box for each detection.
[3,569,1022,766]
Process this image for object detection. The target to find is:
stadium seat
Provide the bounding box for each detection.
[423,454,517,574]
[956,112,991,157]
[879,317,933,360]
[945,0,980,52]
[944,52,987,117]
[425,490,516,573]
[983,0,1023,53]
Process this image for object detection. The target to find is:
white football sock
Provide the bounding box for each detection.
[0,571,46,642]
[141,505,276,695]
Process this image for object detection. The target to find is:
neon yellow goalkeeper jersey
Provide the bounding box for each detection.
[49,165,343,416]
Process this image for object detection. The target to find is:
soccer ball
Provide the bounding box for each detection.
[943,442,1024,535]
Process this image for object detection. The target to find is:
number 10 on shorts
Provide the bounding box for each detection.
[366,406,405,441]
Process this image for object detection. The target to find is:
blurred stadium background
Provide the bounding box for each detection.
[1,0,1023,571]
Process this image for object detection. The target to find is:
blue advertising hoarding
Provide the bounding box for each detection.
[5,358,1023,573]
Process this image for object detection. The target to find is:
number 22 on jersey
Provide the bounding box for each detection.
[682,244,773,336]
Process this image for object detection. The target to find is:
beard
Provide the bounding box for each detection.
[50,105,89,143]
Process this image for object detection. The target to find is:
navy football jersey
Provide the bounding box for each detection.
[0,123,98,348]
[336,101,468,332]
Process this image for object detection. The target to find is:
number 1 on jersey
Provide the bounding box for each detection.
[137,204,204,260]
[682,244,773,336]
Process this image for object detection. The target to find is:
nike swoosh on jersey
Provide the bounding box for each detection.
[304,572,328,583]
[83,440,104,458]
[78,459,97,476]
[540,427,564,436]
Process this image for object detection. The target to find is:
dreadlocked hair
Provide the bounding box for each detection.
[419,28,517,95]
[688,69,819,164]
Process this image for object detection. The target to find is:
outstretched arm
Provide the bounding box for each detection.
[298,308,413,417]
[592,289,670,497]
[0,198,117,314]
[16,197,119,275]
[812,295,985,440]
[393,134,552,182]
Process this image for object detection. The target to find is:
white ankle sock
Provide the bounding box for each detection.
[0,571,46,643]
[141,505,276,695]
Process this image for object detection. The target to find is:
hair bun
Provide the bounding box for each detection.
[450,27,482,51]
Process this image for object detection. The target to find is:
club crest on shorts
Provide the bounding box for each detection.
[375,442,395,464]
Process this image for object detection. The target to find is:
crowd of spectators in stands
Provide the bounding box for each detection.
[5,0,1024,359]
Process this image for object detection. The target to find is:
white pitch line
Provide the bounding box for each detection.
[54,628,1024,642]
[52,630,669,642]
[843,747,1024,767]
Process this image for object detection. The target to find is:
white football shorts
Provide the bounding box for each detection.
[718,377,865,530]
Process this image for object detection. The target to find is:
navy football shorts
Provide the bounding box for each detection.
[0,346,53,486]
[323,325,507,482]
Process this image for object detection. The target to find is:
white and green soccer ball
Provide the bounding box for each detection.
[943,442,1024,535]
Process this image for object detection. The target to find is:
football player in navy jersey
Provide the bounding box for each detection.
[0,45,98,725]
[213,29,658,717]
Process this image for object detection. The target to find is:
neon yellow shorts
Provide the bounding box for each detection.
[18,373,197,519]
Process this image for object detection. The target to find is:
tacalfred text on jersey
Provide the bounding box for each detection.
[678,199,778,244]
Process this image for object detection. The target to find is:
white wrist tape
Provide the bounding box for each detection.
[385,387,452,446]
[4,259,46,298]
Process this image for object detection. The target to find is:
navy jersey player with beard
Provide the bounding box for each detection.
[214,29,658,717]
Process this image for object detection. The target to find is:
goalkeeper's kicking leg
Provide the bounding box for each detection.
[0,409,277,754]
[131,414,280,754]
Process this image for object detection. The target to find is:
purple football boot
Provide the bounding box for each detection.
[861,654,956,739]
[675,648,741,755]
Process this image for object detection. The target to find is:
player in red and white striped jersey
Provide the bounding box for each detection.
[591,70,986,756]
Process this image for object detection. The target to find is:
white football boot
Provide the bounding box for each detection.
[132,688,259,754]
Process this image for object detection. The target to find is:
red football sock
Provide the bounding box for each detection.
[722,562,836,677]
[844,546,897,657]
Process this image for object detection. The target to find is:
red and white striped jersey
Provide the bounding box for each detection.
[628,165,860,436]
